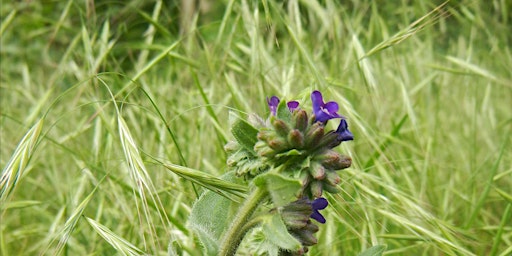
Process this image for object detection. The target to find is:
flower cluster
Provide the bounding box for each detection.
[278,197,328,255]
[254,90,353,198]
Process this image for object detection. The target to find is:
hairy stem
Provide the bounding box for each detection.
[218,187,268,256]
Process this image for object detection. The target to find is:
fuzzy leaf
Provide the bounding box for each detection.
[275,99,293,123]
[358,245,387,256]
[189,190,230,255]
[230,114,259,154]
[261,214,302,251]
[188,172,242,255]
[254,172,301,207]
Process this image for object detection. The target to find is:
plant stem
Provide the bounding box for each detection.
[218,187,268,256]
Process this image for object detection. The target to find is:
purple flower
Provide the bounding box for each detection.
[311,91,342,122]
[287,101,300,112]
[267,96,280,115]
[310,197,328,224]
[267,96,300,115]
[335,119,354,142]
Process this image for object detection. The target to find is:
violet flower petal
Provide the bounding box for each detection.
[267,96,300,115]
[311,91,324,111]
[310,197,328,224]
[287,101,300,112]
[336,119,354,142]
[267,96,280,115]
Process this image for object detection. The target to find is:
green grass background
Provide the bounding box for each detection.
[1,0,511,255]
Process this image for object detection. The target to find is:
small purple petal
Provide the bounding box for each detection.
[336,119,354,142]
[267,96,300,115]
[310,211,326,224]
[310,197,328,224]
[287,101,300,112]
[311,91,324,110]
[323,102,340,114]
[267,96,280,115]
[312,197,328,210]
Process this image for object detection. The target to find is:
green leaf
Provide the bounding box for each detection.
[358,245,387,256]
[275,99,292,123]
[246,230,280,256]
[261,214,302,251]
[254,172,301,207]
[188,172,242,255]
[230,114,259,154]
[189,190,232,255]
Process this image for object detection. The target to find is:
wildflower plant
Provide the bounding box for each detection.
[188,90,354,255]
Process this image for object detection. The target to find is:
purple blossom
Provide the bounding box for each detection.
[311,91,342,122]
[267,96,300,115]
[287,101,300,112]
[267,96,280,115]
[335,119,354,142]
[310,197,328,224]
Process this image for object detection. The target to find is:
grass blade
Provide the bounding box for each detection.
[85,216,145,256]
[1,119,44,203]
[466,131,509,228]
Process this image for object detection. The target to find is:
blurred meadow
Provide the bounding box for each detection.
[1,0,511,255]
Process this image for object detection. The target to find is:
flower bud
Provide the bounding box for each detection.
[273,119,291,137]
[316,150,352,170]
[325,171,341,186]
[304,123,324,148]
[323,183,340,194]
[310,181,323,198]
[279,199,314,230]
[257,129,274,141]
[293,109,309,132]
[299,169,310,185]
[226,150,247,167]
[281,211,310,230]
[298,171,311,197]
[223,141,239,153]
[268,137,289,151]
[254,141,276,157]
[290,224,318,246]
[309,162,326,180]
[226,158,236,167]
[288,129,304,148]
[316,130,338,149]
[337,155,352,170]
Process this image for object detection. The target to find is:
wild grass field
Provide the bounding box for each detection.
[1,0,511,255]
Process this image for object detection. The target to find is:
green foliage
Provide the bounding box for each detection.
[230,113,260,154]
[261,214,302,252]
[275,99,293,123]
[358,245,387,256]
[254,172,302,207]
[188,189,233,255]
